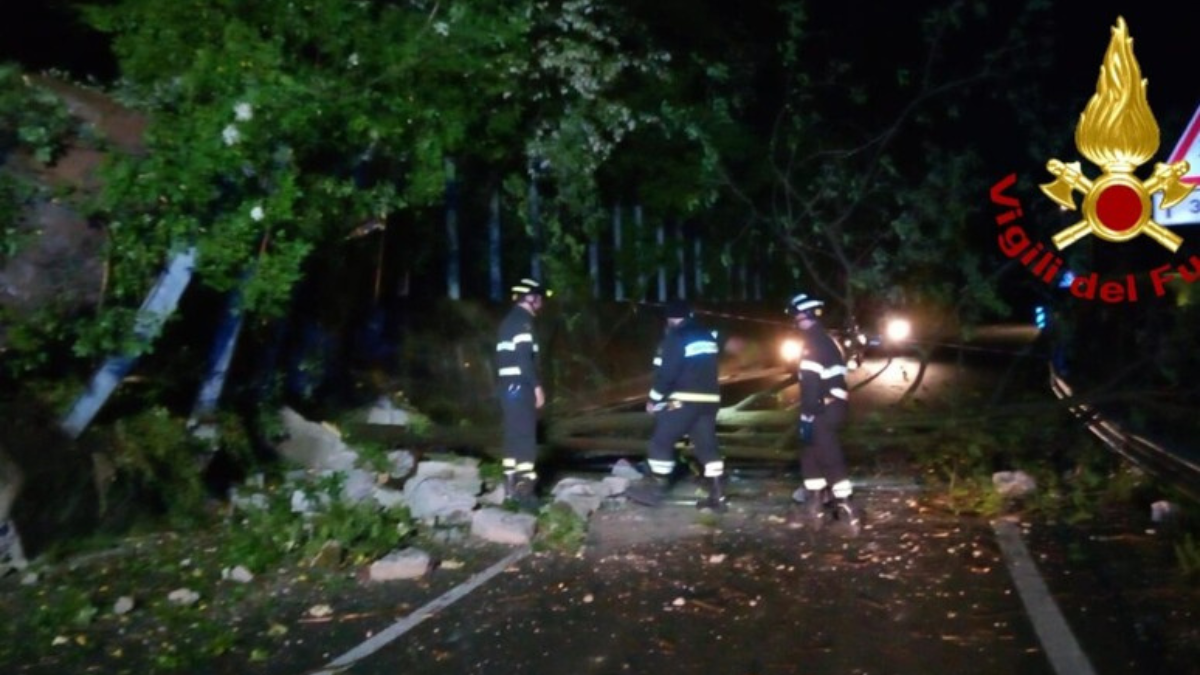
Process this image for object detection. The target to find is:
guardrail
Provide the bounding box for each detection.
[1050,367,1200,503]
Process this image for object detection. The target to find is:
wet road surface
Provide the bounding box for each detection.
[307,477,1054,675]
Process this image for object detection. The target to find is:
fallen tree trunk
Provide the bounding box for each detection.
[548,408,796,437]
[543,436,797,462]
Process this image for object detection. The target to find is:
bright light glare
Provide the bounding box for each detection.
[780,338,803,362]
[885,318,912,343]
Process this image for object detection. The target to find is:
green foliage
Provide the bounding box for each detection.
[0,173,38,262]
[104,406,209,522]
[534,501,587,553]
[0,305,80,376]
[343,438,391,474]
[921,431,1005,515]
[222,472,415,572]
[314,500,415,564]
[0,67,79,360]
[209,410,257,468]
[478,459,505,484]
[1175,533,1200,583]
[0,64,77,164]
[0,530,273,673]
[694,509,721,529]
[70,0,680,366]
[0,583,95,666]
[1100,463,1144,504]
[909,404,1135,519]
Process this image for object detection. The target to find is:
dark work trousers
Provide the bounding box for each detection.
[648,403,721,469]
[500,383,538,464]
[801,400,848,486]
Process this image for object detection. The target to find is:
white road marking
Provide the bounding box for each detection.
[306,547,531,675]
[993,519,1097,675]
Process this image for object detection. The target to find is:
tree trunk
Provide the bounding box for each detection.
[444,158,460,300]
[488,188,502,301]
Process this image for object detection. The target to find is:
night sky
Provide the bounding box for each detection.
[800,0,1198,149]
[0,0,116,80]
[1035,1,1197,129]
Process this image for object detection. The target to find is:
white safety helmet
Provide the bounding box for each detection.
[510,278,552,301]
[786,292,824,318]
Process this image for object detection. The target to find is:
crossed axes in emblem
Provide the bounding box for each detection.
[1041,159,1192,252]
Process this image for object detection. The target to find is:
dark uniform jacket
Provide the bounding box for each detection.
[797,320,848,416]
[496,305,540,389]
[648,318,721,406]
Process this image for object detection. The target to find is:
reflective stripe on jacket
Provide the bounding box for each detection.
[797,320,847,415]
[648,318,721,405]
[496,305,539,388]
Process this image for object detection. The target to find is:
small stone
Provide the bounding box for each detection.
[113,596,135,615]
[1151,500,1176,523]
[369,548,432,581]
[309,541,345,569]
[167,588,200,606]
[222,565,255,583]
[308,604,333,618]
[610,459,644,480]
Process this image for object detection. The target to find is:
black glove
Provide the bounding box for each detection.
[798,415,815,444]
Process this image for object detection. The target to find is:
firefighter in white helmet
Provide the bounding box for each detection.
[495,278,550,510]
[786,292,859,534]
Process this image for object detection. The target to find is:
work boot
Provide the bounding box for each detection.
[695,476,728,512]
[505,473,540,512]
[626,473,669,507]
[798,487,831,528]
[831,497,862,537]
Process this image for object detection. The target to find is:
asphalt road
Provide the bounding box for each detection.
[319,481,1055,675]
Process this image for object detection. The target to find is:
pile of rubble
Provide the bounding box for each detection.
[238,406,635,581]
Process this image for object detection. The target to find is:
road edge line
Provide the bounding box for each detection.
[307,546,532,675]
[992,519,1097,675]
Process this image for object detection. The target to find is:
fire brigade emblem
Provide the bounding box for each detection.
[1040,17,1192,252]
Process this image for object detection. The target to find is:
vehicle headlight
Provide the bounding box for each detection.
[885,318,911,343]
[780,338,803,362]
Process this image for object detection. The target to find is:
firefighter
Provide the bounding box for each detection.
[627,299,727,511]
[787,292,860,534]
[496,277,549,510]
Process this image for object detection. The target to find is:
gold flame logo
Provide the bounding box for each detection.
[1041,17,1191,252]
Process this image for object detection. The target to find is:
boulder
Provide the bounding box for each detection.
[368,548,431,581]
[276,407,358,471]
[471,508,537,546]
